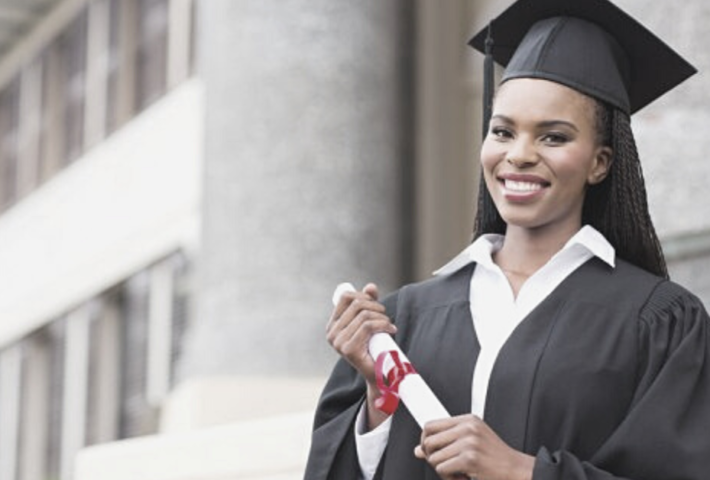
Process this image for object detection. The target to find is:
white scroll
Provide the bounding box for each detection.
[332,283,450,428]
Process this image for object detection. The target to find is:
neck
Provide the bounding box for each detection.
[495,223,582,276]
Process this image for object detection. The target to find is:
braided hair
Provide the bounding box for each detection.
[472,99,669,279]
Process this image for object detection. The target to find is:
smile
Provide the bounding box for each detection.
[503,179,546,192]
[496,175,550,202]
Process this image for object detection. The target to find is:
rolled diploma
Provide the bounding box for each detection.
[333,283,450,427]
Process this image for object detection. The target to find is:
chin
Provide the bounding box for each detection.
[497,210,542,229]
[502,218,545,230]
[498,209,559,231]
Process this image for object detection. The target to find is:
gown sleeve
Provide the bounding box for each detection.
[533,280,710,480]
[303,290,400,480]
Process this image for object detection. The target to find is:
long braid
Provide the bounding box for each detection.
[584,105,668,278]
[473,173,506,239]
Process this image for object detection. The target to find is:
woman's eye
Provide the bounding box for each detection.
[490,127,513,139]
[542,133,569,144]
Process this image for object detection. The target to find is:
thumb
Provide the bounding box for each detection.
[363,283,379,301]
[414,444,426,459]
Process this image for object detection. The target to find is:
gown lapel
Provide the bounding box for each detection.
[482,259,607,453]
[404,263,480,418]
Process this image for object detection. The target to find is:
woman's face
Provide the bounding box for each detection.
[480,78,612,235]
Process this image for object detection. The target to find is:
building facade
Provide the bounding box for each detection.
[0,1,708,479]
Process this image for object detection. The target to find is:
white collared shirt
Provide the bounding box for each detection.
[354,225,616,479]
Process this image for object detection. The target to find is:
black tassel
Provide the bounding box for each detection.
[482,23,494,140]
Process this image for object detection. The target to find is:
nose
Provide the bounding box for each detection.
[505,136,538,167]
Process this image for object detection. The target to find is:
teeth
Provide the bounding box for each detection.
[504,179,544,192]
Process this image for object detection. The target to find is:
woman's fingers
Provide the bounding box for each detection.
[417,436,471,480]
[325,284,395,382]
[363,282,380,301]
[326,295,386,338]
[416,414,534,480]
[335,310,395,352]
[327,288,385,329]
[419,417,475,461]
[415,415,486,479]
[414,444,426,459]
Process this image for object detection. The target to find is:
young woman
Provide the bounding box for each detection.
[305,1,710,479]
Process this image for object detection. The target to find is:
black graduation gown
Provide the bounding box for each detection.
[304,258,710,480]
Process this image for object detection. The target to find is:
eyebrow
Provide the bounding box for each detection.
[491,114,580,132]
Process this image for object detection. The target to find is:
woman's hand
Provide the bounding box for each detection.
[325,283,397,429]
[414,414,534,480]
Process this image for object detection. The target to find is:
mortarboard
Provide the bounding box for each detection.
[468,0,697,135]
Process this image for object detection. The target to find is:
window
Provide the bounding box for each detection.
[39,43,62,181]
[0,79,19,209]
[16,59,43,198]
[86,296,121,445]
[0,0,194,212]
[59,9,88,164]
[0,345,22,480]
[0,252,190,479]
[0,320,66,480]
[38,319,66,480]
[39,7,89,176]
[119,269,155,438]
[106,0,137,133]
[84,0,111,149]
[136,0,169,110]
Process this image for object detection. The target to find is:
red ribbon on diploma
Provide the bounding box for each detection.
[374,350,416,415]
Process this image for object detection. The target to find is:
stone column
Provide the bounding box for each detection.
[181,1,414,386]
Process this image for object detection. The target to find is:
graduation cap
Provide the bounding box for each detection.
[469,0,697,136]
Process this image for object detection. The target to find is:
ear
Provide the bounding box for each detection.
[588,146,613,185]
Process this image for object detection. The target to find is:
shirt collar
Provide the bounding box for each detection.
[563,225,616,268]
[433,225,615,277]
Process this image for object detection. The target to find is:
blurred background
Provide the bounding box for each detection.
[0,1,707,479]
